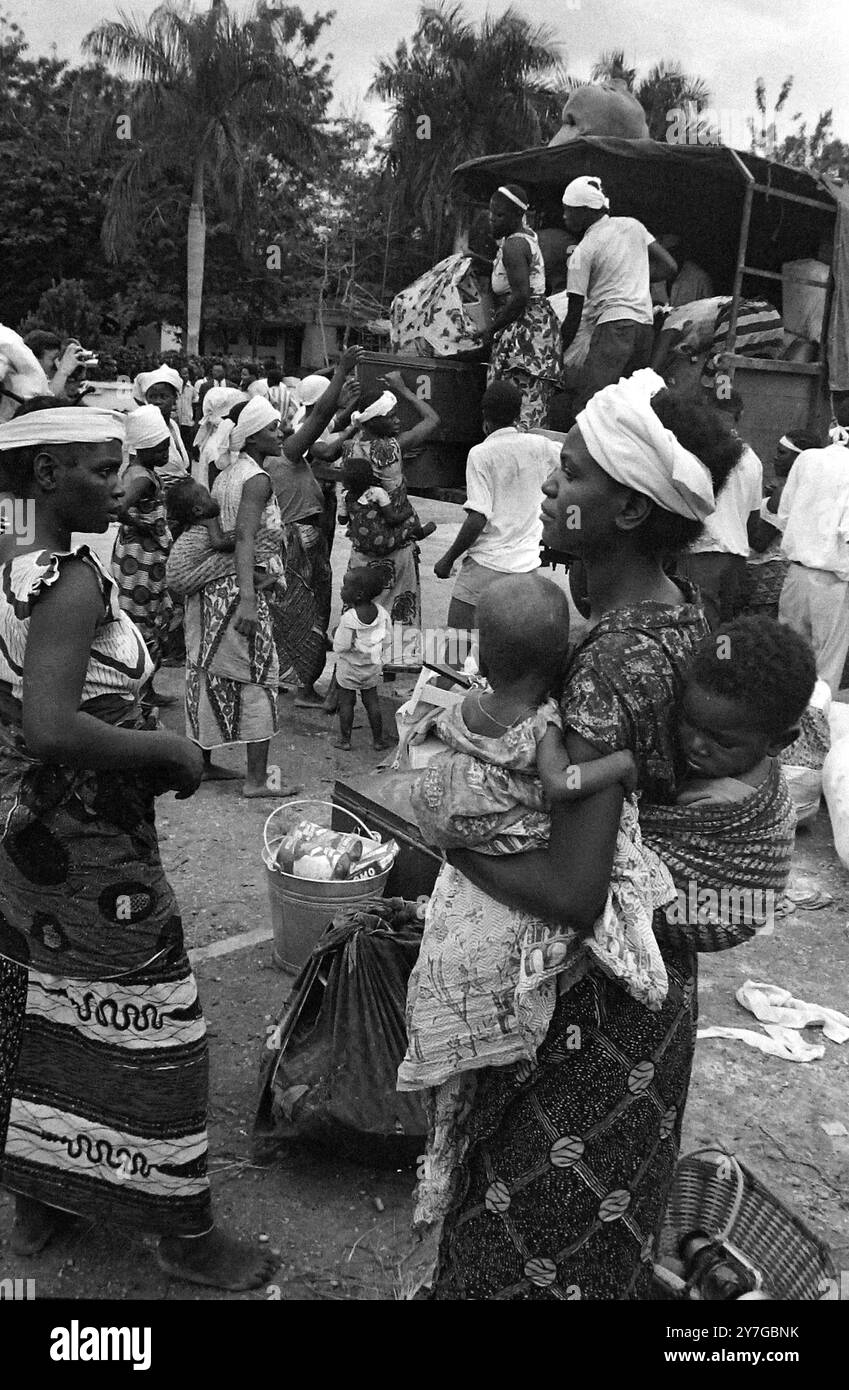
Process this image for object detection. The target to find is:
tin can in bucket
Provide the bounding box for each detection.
[262,801,394,972]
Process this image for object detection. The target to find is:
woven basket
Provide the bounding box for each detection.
[658,1147,836,1300]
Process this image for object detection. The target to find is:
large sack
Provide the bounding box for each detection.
[254,897,427,1164]
[390,254,494,357]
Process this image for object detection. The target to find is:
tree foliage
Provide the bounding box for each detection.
[371,2,564,259]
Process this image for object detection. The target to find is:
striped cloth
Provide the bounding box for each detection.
[640,759,796,952]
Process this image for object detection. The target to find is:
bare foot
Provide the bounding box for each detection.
[12,1194,68,1255]
[242,781,303,799]
[333,738,352,750]
[157,1228,279,1292]
[201,763,242,782]
[372,737,395,751]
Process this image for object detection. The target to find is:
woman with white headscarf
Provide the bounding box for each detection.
[191,385,247,491]
[0,402,277,1289]
[411,374,760,1301]
[133,365,190,485]
[185,348,362,791]
[475,185,562,430]
[111,405,177,707]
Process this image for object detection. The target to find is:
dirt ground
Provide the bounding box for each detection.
[1,500,847,1300]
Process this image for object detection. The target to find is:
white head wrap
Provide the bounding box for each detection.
[0,406,124,451]
[201,386,247,425]
[290,374,330,430]
[495,185,529,211]
[216,395,280,470]
[125,404,170,452]
[562,175,610,211]
[778,435,802,453]
[133,365,182,404]
[576,369,715,522]
[829,423,849,446]
[351,391,397,428]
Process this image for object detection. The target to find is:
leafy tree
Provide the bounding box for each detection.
[588,48,712,141]
[371,2,563,259]
[85,0,335,354]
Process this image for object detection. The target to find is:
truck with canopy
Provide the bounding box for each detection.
[354,136,849,494]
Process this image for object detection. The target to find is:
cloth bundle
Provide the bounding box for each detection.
[165,522,283,598]
[640,760,796,952]
[703,298,784,380]
[390,253,494,356]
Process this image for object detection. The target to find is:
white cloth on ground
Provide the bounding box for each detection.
[736,979,849,1043]
[697,1025,825,1063]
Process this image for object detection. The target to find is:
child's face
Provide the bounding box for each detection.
[678,682,771,780]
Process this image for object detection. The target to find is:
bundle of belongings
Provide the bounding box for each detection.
[254,897,427,1163]
[0,324,50,422]
[270,820,398,883]
[701,298,785,382]
[390,253,494,356]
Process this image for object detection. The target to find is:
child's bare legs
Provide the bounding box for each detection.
[334,689,355,749]
[362,686,393,750]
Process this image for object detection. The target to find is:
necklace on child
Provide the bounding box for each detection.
[474,690,535,731]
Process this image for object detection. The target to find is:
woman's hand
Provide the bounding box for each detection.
[156,736,205,800]
[234,596,259,637]
[380,370,407,394]
[339,344,364,374]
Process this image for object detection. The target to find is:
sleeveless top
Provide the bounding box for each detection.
[0,546,153,705]
[211,453,283,534]
[491,230,547,298]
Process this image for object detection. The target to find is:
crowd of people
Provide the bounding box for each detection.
[0,162,846,1302]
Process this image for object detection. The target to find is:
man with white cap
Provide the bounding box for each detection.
[133,365,191,485]
[560,176,677,416]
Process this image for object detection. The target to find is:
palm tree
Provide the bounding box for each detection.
[636,62,712,142]
[749,76,794,159]
[371,2,563,258]
[85,1,329,354]
[591,49,637,90]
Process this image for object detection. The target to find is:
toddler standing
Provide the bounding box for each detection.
[332,566,394,752]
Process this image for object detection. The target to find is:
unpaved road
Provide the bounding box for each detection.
[1,502,847,1299]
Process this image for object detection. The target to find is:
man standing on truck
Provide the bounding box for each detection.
[559,175,678,416]
[434,381,560,654]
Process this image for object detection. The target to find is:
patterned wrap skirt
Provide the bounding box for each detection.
[185,572,280,750]
[267,522,332,691]
[488,296,563,431]
[428,927,698,1300]
[0,694,212,1235]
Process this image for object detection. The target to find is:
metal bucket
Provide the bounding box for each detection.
[262,800,392,973]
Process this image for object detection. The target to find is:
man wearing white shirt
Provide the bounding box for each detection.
[434,380,561,640]
[685,390,763,626]
[559,175,677,417]
[772,402,849,694]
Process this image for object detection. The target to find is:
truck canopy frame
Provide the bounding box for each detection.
[452,137,847,374]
